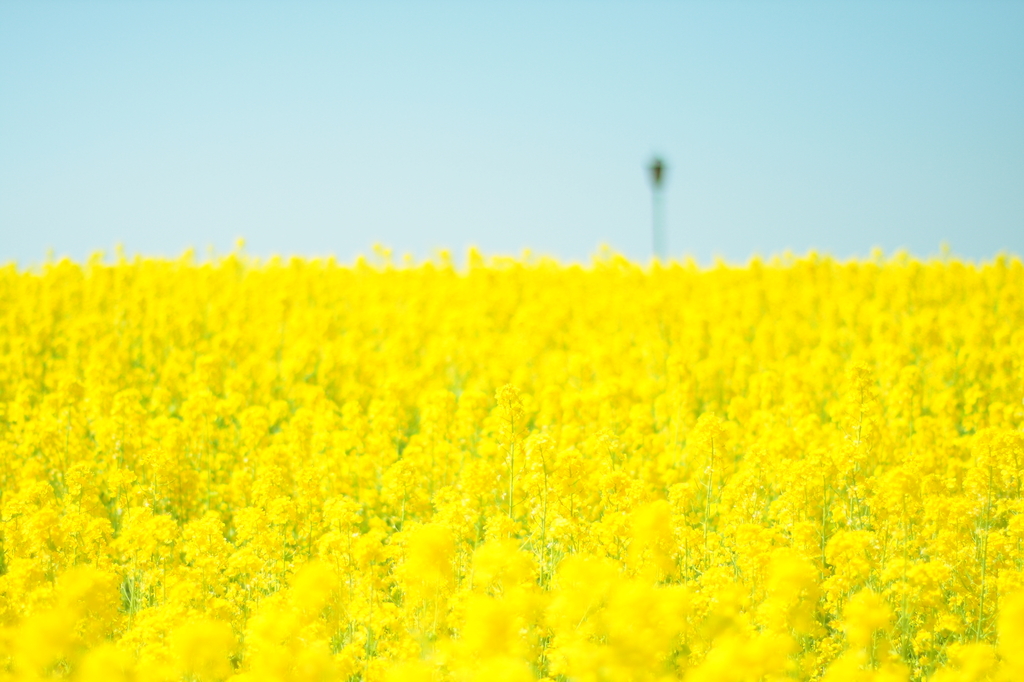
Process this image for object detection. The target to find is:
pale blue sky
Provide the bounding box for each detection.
[1,1,1022,265]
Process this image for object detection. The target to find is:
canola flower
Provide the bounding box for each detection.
[0,246,1023,682]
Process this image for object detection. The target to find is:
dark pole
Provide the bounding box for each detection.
[648,157,666,260]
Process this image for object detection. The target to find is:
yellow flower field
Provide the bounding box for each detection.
[1,248,1023,681]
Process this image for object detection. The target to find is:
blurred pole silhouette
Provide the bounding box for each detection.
[648,157,667,260]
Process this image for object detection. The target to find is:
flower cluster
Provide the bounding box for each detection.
[0,248,1022,681]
